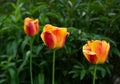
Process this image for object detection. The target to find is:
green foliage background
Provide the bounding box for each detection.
[0,0,120,84]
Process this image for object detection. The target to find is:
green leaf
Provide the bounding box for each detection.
[80,70,86,80]
[97,66,106,78]
[18,50,30,74]
[34,73,45,84]
[8,68,19,84]
[112,47,120,57]
[72,73,79,78]
[0,79,6,84]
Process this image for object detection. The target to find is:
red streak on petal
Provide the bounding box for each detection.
[44,32,55,49]
[26,22,35,36]
[88,54,97,64]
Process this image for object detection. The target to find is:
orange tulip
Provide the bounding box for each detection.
[82,40,110,64]
[41,24,69,49]
[24,17,39,36]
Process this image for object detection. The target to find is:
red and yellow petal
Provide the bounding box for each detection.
[43,24,55,32]
[41,31,56,49]
[24,18,33,25]
[25,22,36,36]
[91,40,109,63]
[98,41,110,63]
[52,28,68,48]
[83,44,97,64]
[33,19,39,35]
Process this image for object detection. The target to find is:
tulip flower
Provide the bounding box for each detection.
[82,40,110,84]
[24,17,39,36]
[40,24,69,84]
[82,40,110,64]
[41,24,69,49]
[24,17,39,84]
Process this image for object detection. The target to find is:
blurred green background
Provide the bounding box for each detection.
[0,0,120,84]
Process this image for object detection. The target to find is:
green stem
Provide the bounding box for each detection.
[93,64,97,84]
[30,37,34,84]
[52,49,56,84]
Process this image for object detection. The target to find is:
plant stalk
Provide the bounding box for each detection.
[30,37,34,84]
[52,49,56,84]
[93,64,97,84]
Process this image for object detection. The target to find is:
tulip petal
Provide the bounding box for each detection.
[33,19,39,34]
[88,54,97,64]
[83,44,97,64]
[91,40,104,57]
[43,24,55,32]
[41,31,56,49]
[25,22,36,36]
[52,28,68,48]
[24,18,33,25]
[99,41,110,63]
[90,40,108,63]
